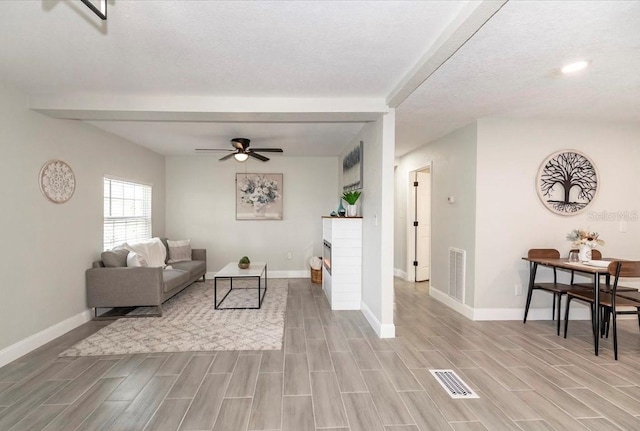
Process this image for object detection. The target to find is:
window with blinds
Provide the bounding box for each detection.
[103,177,152,251]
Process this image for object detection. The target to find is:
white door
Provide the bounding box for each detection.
[415,170,431,281]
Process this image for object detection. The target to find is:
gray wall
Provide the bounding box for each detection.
[164,155,339,274]
[394,124,477,306]
[475,118,640,313]
[0,80,165,355]
[395,118,640,319]
[339,113,396,335]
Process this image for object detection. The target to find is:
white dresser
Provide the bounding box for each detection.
[322,217,362,310]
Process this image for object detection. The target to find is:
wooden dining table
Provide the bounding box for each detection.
[522,256,615,356]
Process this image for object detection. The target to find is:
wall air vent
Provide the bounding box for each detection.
[448,247,466,303]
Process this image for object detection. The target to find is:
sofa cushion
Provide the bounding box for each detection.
[163,269,191,293]
[171,260,206,279]
[101,249,129,267]
[168,239,192,263]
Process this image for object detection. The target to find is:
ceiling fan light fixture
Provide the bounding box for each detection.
[234,153,249,162]
[561,60,589,75]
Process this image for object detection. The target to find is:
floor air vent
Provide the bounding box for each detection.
[429,369,479,399]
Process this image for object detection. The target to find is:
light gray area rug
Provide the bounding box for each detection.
[61,279,287,356]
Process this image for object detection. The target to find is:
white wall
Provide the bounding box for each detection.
[0,80,165,361]
[165,156,338,276]
[395,124,478,306]
[475,118,640,314]
[342,112,395,337]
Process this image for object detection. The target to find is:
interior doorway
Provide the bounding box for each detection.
[407,165,431,282]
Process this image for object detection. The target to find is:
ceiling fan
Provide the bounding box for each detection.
[195,138,283,162]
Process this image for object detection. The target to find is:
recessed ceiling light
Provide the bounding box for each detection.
[561,60,590,74]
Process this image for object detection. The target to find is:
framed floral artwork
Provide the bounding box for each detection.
[236,173,283,220]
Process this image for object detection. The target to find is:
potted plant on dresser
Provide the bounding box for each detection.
[341,191,361,217]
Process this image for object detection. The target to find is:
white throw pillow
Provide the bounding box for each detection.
[167,239,192,263]
[127,251,148,267]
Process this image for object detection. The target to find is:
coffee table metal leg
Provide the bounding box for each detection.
[214,277,218,309]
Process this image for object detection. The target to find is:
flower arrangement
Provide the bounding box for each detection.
[238,175,281,211]
[566,229,605,248]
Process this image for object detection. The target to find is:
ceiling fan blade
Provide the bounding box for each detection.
[248,152,269,162]
[195,148,233,152]
[219,152,236,161]
[252,148,283,153]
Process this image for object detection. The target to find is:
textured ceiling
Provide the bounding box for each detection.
[84,121,367,157]
[0,1,638,157]
[395,1,640,155]
[0,1,465,97]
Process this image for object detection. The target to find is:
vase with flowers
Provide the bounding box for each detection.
[566,229,604,262]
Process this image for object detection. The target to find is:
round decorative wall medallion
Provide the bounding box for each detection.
[39,160,76,204]
[536,150,598,216]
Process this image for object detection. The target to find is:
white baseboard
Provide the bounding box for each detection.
[361,301,395,338]
[0,309,92,368]
[269,270,309,279]
[330,301,361,311]
[428,286,474,320]
[205,270,309,280]
[393,268,408,280]
[428,286,591,321]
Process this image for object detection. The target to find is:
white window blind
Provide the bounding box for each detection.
[103,177,152,251]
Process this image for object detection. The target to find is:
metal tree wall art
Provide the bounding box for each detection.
[536,150,598,215]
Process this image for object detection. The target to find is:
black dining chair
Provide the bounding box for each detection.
[524,249,583,335]
[564,261,640,360]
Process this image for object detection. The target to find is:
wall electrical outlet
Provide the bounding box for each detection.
[515,284,523,296]
[287,251,292,260]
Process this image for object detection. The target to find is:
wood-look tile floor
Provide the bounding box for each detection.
[2,278,640,430]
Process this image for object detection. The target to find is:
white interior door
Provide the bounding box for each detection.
[415,170,431,281]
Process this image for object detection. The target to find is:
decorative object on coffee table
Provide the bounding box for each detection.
[238,256,250,269]
[39,160,76,203]
[342,190,361,217]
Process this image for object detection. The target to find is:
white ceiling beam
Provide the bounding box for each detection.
[29,95,388,123]
[387,0,508,108]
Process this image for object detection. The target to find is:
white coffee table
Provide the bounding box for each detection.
[214,261,267,309]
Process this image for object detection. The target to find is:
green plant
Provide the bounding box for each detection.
[239,256,251,264]
[341,190,361,205]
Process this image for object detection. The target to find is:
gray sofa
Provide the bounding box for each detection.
[86,243,206,318]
